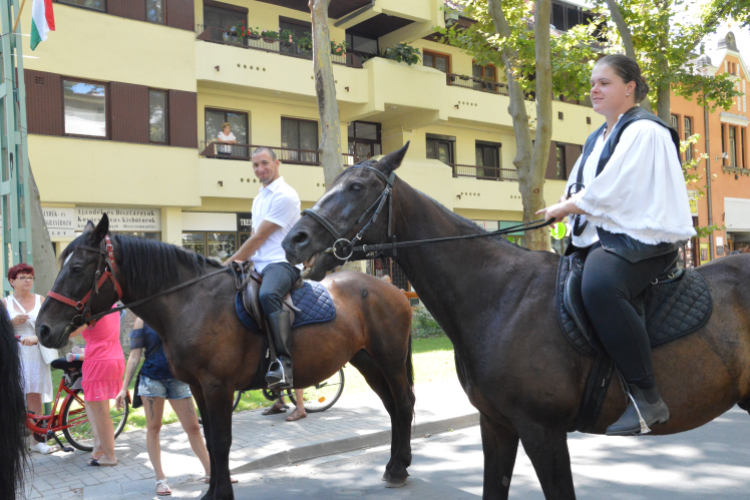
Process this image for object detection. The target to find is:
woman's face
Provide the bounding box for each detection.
[11,273,33,293]
[590,63,636,117]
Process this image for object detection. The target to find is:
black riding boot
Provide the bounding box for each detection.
[265,311,294,390]
[606,384,670,436]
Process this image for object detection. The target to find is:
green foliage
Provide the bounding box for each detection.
[411,305,446,339]
[437,0,600,101]
[382,43,422,65]
[261,29,280,40]
[296,32,313,51]
[331,40,347,56]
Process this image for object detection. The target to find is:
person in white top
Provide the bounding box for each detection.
[216,122,237,157]
[225,147,307,419]
[538,55,695,436]
[4,263,55,454]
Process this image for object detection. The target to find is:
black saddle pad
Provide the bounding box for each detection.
[557,254,713,357]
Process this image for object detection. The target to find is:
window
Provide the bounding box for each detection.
[182,233,206,255]
[63,79,107,138]
[556,145,567,179]
[59,0,105,11]
[743,128,746,168]
[207,233,236,260]
[281,118,318,163]
[729,126,737,167]
[472,63,496,91]
[345,34,378,56]
[204,5,245,28]
[476,142,501,178]
[684,117,693,162]
[348,121,381,163]
[280,20,312,57]
[205,109,249,155]
[423,50,450,73]
[146,0,165,24]
[722,124,727,165]
[670,114,679,132]
[148,89,168,143]
[426,135,455,164]
[551,1,584,31]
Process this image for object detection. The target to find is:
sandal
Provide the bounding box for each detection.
[285,409,307,422]
[261,404,288,416]
[156,479,172,496]
[86,454,103,466]
[87,458,117,467]
[202,476,238,484]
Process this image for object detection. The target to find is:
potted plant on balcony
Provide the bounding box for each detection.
[382,43,421,66]
[330,40,347,57]
[296,32,313,52]
[261,29,280,43]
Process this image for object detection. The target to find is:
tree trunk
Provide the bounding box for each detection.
[28,166,57,296]
[488,0,550,250]
[310,0,344,189]
[654,11,671,123]
[603,0,654,114]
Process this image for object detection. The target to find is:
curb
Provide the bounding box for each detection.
[231,412,480,474]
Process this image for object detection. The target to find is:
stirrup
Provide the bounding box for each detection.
[626,391,651,435]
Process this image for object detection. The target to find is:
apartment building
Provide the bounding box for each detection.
[670,31,750,266]
[21,0,596,283]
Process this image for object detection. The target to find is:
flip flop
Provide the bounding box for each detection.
[88,459,117,467]
[285,410,307,422]
[86,454,103,466]
[261,404,289,416]
[202,476,238,484]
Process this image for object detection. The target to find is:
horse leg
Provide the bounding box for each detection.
[191,384,216,499]
[479,414,519,500]
[516,422,575,500]
[198,381,235,500]
[349,350,405,484]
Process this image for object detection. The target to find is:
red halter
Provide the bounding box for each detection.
[47,235,123,327]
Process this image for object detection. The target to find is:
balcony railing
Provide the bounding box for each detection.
[196,26,350,66]
[451,163,519,181]
[200,141,356,166]
[446,73,510,95]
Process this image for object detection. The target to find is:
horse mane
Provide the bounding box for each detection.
[60,233,223,297]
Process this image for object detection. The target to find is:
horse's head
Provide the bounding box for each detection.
[36,215,119,349]
[284,142,409,275]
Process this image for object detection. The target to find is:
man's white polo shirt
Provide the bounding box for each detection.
[250,177,302,272]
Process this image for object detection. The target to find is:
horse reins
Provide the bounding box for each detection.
[47,235,230,328]
[301,165,556,262]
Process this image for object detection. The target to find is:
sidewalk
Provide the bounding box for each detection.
[25,378,478,499]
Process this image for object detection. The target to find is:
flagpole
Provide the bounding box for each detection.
[12,0,27,33]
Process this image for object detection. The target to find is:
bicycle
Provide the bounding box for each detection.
[232,368,345,413]
[24,355,130,452]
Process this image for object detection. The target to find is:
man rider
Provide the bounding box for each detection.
[225,147,301,389]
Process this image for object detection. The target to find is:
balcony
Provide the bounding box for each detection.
[450,163,519,181]
[446,73,509,96]
[200,141,356,166]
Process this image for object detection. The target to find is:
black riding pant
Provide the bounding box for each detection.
[581,246,679,389]
[259,262,301,316]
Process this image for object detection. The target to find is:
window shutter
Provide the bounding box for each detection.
[168,90,197,148]
[545,141,558,179]
[110,82,149,144]
[24,70,63,136]
[166,0,195,31]
[108,0,146,21]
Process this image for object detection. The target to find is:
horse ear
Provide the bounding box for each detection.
[83,221,95,234]
[92,214,109,243]
[377,142,409,175]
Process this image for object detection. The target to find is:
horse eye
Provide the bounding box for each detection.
[72,266,83,274]
[350,183,363,192]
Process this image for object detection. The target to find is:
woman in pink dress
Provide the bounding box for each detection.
[82,306,124,466]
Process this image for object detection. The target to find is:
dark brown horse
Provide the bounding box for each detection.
[283,143,750,500]
[0,301,28,499]
[35,215,415,500]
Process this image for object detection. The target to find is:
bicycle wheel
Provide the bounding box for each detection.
[288,369,345,413]
[61,389,129,452]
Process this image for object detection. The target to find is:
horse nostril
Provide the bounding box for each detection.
[38,324,50,341]
[291,230,310,247]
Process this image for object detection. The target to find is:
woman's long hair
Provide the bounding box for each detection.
[0,300,28,499]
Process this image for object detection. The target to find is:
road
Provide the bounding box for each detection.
[214,406,750,500]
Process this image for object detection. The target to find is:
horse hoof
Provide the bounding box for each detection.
[381,471,389,482]
[385,476,407,488]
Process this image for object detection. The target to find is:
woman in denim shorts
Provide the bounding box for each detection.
[115,318,210,496]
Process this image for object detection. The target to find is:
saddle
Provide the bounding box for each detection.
[240,266,301,332]
[557,251,713,432]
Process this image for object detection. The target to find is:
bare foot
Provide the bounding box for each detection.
[285,408,307,422]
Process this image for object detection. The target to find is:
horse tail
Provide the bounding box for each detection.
[0,300,28,499]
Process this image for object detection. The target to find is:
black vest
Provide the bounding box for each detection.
[570,106,685,263]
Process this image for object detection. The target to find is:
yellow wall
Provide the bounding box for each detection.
[23,4,195,91]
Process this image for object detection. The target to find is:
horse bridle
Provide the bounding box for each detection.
[301,165,396,261]
[47,235,123,329]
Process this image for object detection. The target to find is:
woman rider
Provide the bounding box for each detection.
[538,54,696,436]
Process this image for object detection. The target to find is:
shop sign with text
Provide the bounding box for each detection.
[75,208,161,232]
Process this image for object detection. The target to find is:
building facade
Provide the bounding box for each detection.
[670,31,750,266]
[20,0,596,278]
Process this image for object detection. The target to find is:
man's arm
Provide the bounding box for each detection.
[225,219,282,264]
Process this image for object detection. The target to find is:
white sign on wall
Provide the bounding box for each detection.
[43,208,75,239]
[75,208,161,232]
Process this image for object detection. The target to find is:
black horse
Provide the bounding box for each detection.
[283,143,750,499]
[0,300,28,499]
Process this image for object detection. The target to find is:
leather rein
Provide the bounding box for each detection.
[47,235,230,329]
[301,165,556,262]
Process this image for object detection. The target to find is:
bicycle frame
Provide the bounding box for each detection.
[26,373,86,436]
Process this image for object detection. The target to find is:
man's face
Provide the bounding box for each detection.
[252,151,280,185]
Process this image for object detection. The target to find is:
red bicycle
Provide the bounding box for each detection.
[24,354,130,452]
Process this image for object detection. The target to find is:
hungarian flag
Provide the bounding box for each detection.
[30,0,55,51]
